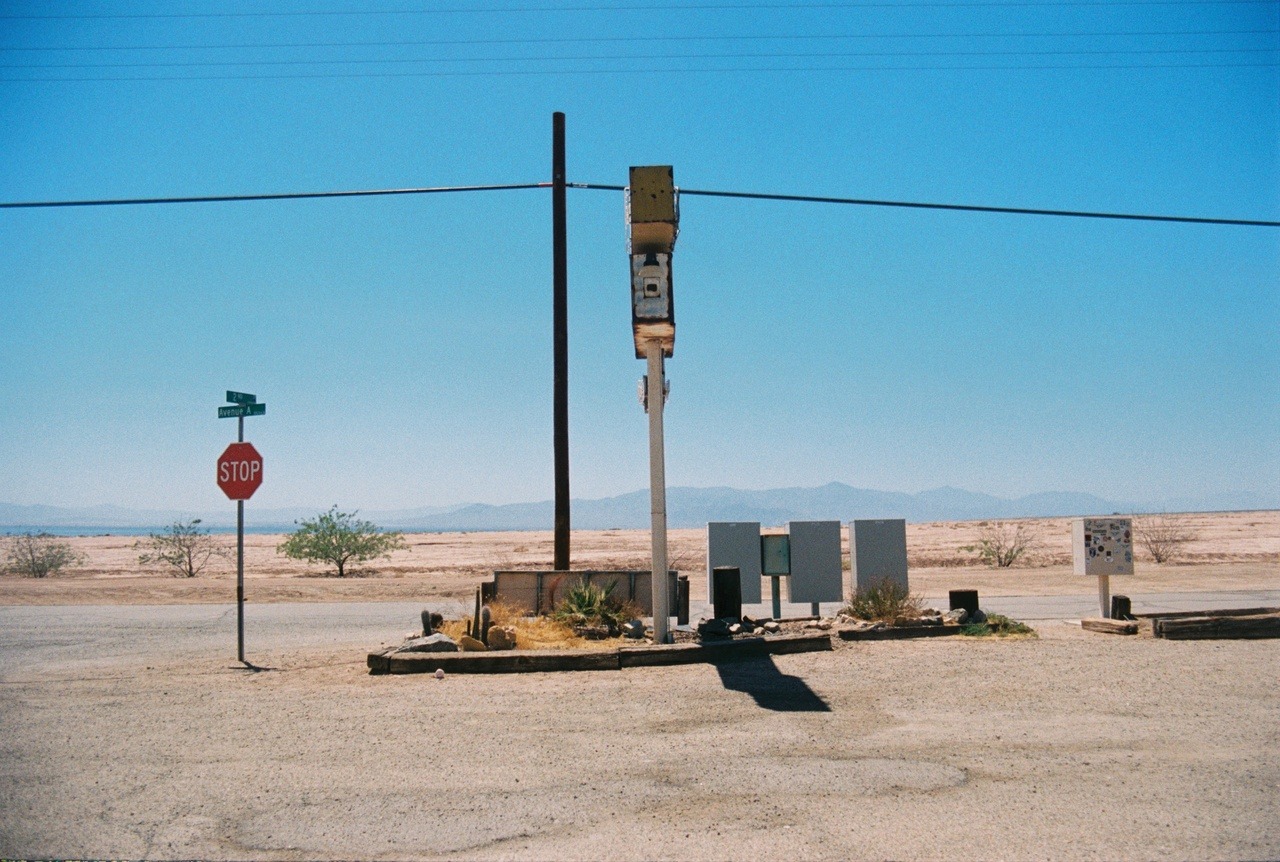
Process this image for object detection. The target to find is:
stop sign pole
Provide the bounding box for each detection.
[218,391,266,665]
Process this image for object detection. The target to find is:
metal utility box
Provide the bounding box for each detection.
[850,519,908,595]
[787,521,844,604]
[1073,518,1134,576]
[707,522,763,604]
[760,534,791,577]
[628,165,677,253]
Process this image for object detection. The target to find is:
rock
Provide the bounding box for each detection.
[728,622,743,635]
[919,615,943,626]
[459,635,488,651]
[399,633,459,653]
[762,620,782,634]
[970,609,988,624]
[943,608,969,625]
[805,619,833,631]
[622,619,647,640]
[752,627,766,636]
[486,626,517,650]
[698,618,731,638]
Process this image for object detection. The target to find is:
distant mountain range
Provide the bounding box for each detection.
[2,483,1275,533]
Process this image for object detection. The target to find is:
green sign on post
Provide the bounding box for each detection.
[218,388,265,668]
[218,403,266,419]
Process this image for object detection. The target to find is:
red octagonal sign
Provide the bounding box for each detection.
[217,442,263,501]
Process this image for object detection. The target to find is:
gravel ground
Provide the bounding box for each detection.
[1,608,1277,861]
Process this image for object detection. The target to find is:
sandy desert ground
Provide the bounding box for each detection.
[1,511,1278,861]
[2,510,1276,606]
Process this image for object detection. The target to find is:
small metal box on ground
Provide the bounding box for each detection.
[850,519,909,596]
[707,522,763,604]
[787,521,844,604]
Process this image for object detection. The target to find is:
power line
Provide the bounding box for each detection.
[575,184,1280,226]
[2,181,1275,227]
[5,60,1274,82]
[5,47,1272,71]
[2,28,1272,52]
[1,0,1271,18]
[0,183,549,209]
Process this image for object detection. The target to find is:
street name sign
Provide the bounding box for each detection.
[218,403,266,419]
[226,390,257,404]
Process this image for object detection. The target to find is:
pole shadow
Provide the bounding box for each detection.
[713,655,831,712]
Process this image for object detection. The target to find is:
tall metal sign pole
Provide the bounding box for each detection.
[627,166,678,644]
[552,112,571,571]
[218,391,265,665]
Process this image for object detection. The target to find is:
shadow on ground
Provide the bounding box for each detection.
[714,655,831,712]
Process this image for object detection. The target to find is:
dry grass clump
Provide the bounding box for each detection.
[438,599,616,651]
[843,579,923,622]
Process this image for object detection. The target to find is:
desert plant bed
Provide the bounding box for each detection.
[367,631,833,675]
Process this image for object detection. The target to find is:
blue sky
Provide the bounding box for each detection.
[1,0,1277,513]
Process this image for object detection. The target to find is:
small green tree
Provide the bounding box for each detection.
[2,532,86,578]
[135,519,229,578]
[277,506,407,577]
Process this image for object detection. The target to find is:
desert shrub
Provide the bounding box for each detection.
[135,519,229,578]
[1135,513,1196,563]
[961,613,1036,638]
[843,579,923,622]
[553,580,637,635]
[963,521,1034,568]
[2,532,86,578]
[277,506,407,577]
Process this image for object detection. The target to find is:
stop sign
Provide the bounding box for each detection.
[217,442,263,501]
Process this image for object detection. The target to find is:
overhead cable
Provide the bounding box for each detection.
[3,181,1275,227]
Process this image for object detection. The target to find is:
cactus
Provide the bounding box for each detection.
[480,604,492,644]
[421,609,433,636]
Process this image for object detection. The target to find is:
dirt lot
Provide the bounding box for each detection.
[0,613,1276,861]
[0,511,1277,861]
[2,510,1276,606]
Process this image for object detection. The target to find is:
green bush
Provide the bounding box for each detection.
[277,506,407,578]
[961,613,1036,638]
[553,581,633,634]
[843,579,923,622]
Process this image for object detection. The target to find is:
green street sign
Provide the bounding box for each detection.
[226,390,257,405]
[219,403,266,419]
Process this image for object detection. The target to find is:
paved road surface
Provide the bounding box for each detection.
[3,589,1277,675]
